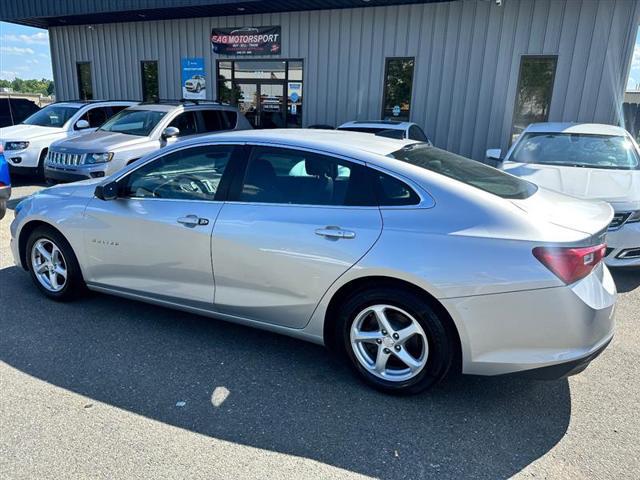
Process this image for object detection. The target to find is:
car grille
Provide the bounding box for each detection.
[47,151,85,167]
[608,212,631,230]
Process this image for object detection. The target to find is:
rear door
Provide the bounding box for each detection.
[211,145,383,328]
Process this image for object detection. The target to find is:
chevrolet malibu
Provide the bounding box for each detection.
[11,130,616,394]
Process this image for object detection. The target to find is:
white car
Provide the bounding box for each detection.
[488,123,640,267]
[45,101,251,183]
[337,120,431,143]
[0,101,136,177]
[185,75,206,93]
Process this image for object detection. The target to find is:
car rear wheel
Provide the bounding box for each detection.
[336,287,454,395]
[26,226,86,301]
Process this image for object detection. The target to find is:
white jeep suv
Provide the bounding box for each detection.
[0,101,136,177]
[45,101,251,183]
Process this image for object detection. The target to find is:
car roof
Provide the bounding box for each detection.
[524,122,629,136]
[186,128,416,157]
[338,120,414,130]
[53,100,137,108]
[133,101,236,112]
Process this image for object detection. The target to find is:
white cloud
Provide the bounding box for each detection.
[0,32,48,45]
[26,59,39,65]
[0,46,35,55]
[0,70,19,80]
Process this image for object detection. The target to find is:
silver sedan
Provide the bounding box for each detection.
[10,129,616,394]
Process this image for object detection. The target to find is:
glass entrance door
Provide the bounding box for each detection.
[236,82,285,129]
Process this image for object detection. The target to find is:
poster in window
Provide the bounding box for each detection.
[211,26,281,56]
[181,58,206,100]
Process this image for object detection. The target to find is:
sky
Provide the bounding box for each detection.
[0,22,53,81]
[2,20,640,89]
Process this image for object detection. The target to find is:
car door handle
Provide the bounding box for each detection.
[177,215,209,227]
[315,227,356,239]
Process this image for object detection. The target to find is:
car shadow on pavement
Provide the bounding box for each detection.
[0,265,571,479]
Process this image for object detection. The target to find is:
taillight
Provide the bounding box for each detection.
[533,243,606,284]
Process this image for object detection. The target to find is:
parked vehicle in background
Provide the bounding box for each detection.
[184,75,206,93]
[0,144,10,219]
[0,100,137,177]
[0,98,41,128]
[45,101,251,183]
[12,130,615,394]
[337,120,431,143]
[491,123,640,267]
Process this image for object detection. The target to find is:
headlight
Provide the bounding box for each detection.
[5,141,29,151]
[85,152,114,164]
[627,210,640,223]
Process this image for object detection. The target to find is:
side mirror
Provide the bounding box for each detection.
[75,119,90,130]
[161,126,180,139]
[94,181,119,201]
[486,148,502,161]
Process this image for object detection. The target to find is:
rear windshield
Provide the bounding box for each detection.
[389,143,538,200]
[339,126,392,135]
[509,132,640,170]
[99,109,166,136]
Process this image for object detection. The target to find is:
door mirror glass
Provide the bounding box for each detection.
[162,126,180,139]
[486,148,502,161]
[75,119,91,130]
[94,181,119,201]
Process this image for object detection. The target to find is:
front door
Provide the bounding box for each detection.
[211,145,383,328]
[82,144,237,305]
[236,82,285,129]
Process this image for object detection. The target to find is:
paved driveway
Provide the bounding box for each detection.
[1,179,639,479]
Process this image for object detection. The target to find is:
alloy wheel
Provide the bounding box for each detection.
[31,238,68,293]
[350,304,428,382]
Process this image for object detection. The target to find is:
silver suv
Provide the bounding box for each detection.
[44,101,251,183]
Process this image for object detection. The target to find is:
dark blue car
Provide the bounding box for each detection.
[0,144,11,219]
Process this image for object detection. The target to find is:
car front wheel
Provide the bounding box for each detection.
[337,287,454,395]
[26,226,86,301]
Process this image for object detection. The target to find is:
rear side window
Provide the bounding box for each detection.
[79,107,110,128]
[375,171,420,206]
[408,125,429,142]
[236,146,376,206]
[200,110,236,132]
[169,111,198,136]
[390,143,537,200]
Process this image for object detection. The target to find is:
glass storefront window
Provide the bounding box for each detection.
[76,62,93,100]
[382,57,414,121]
[140,61,159,102]
[217,60,302,128]
[511,56,557,144]
[234,61,286,80]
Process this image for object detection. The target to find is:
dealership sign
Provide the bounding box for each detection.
[211,26,281,55]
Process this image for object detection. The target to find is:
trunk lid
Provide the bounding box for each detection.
[511,186,613,237]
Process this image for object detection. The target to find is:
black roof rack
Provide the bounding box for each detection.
[138,98,230,106]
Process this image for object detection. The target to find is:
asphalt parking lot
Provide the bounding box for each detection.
[1,179,639,480]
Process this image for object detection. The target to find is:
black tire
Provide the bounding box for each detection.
[35,149,48,179]
[26,226,87,301]
[335,287,454,395]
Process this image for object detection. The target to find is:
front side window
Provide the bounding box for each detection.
[122,145,233,200]
[390,143,538,200]
[76,62,93,100]
[141,61,159,102]
[511,56,557,143]
[382,57,415,121]
[510,132,640,170]
[22,104,80,128]
[237,146,375,206]
[78,107,109,129]
[169,111,198,136]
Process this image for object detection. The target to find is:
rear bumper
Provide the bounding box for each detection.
[443,263,616,376]
[605,221,640,267]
